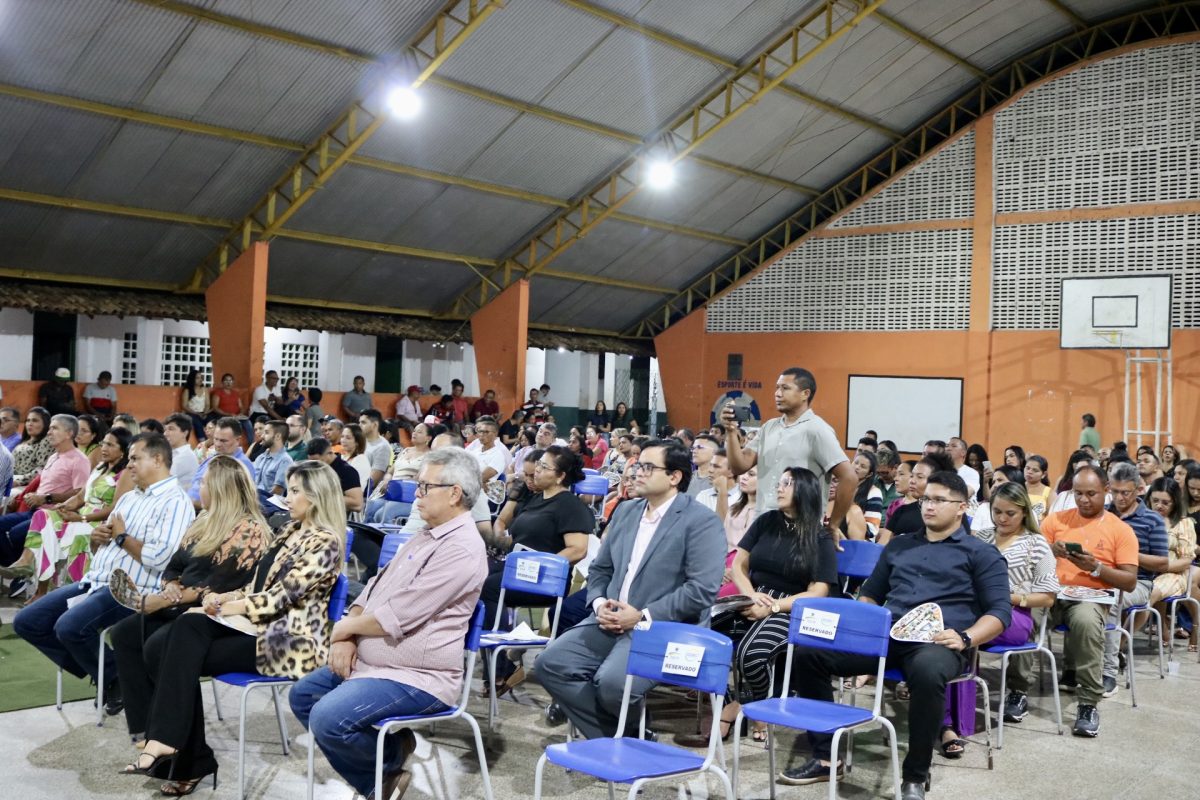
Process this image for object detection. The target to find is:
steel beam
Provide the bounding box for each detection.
[130,0,815,197]
[623,1,1200,339]
[445,0,886,318]
[0,84,741,247]
[184,0,503,290]
[1041,0,1088,28]
[558,0,904,139]
[874,11,987,78]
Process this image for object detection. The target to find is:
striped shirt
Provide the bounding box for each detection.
[84,475,195,593]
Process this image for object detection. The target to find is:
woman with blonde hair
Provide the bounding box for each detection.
[109,455,272,782]
[120,460,344,794]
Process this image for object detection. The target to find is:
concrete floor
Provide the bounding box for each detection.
[4,601,1199,800]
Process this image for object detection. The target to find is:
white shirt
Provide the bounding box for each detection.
[396,396,422,424]
[695,486,739,513]
[956,464,981,497]
[170,444,199,490]
[473,442,509,478]
[251,383,275,415]
[617,493,678,604]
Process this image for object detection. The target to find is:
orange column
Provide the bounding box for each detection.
[470,279,529,418]
[965,117,995,446]
[205,242,268,391]
[654,308,710,429]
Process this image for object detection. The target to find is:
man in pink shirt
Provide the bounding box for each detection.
[0,414,92,572]
[290,447,487,800]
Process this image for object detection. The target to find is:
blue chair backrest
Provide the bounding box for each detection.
[464,601,486,653]
[385,479,418,502]
[836,540,883,579]
[344,528,355,563]
[787,597,891,657]
[626,622,733,695]
[328,574,349,620]
[572,475,609,495]
[378,532,413,569]
[582,468,600,476]
[500,551,570,599]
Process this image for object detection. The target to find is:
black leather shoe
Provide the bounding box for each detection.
[901,780,927,799]
[104,681,124,716]
[544,703,567,726]
[778,758,844,785]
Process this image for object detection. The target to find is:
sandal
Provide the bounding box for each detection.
[493,665,526,698]
[842,675,873,691]
[939,726,966,759]
[752,725,768,743]
[160,768,218,797]
[893,681,911,702]
[119,750,177,777]
[1188,644,1198,653]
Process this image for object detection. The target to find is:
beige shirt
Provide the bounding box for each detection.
[750,409,847,513]
[350,510,488,705]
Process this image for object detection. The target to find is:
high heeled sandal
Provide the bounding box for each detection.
[672,716,747,747]
[160,768,218,797]
[119,750,177,778]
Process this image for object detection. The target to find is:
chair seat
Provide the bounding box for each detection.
[215,672,294,687]
[742,697,874,734]
[544,738,705,783]
[983,641,1041,655]
[373,708,457,728]
[1055,623,1121,633]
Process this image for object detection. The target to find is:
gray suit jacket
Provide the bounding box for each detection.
[586,492,726,624]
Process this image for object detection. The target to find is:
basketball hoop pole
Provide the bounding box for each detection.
[1124,348,1172,452]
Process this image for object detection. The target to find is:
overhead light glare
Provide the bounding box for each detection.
[386,86,422,120]
[645,159,675,190]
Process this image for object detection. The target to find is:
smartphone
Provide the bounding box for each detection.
[983,460,993,471]
[1064,542,1084,555]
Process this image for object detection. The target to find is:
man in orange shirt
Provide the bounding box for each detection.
[1029,465,1137,738]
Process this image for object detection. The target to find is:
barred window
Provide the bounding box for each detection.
[160,335,212,387]
[121,332,138,385]
[280,342,320,389]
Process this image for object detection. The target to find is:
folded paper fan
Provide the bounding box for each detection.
[890,602,944,642]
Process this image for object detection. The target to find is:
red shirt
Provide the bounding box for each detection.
[471,398,499,421]
[587,438,609,470]
[450,396,470,423]
[212,387,241,415]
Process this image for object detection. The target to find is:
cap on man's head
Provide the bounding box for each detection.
[406,384,422,395]
[54,367,71,380]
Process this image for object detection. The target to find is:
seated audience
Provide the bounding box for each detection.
[584,425,608,469]
[498,408,524,447]
[274,376,306,420]
[677,467,837,748]
[0,406,22,452]
[696,449,736,519]
[305,387,326,437]
[0,415,92,569]
[365,422,442,524]
[179,368,209,440]
[11,406,52,486]
[1031,465,1138,736]
[1137,450,1165,489]
[341,375,371,420]
[877,454,951,544]
[358,409,392,486]
[535,439,725,740]
[5,428,133,598]
[163,414,199,490]
[1048,450,1097,514]
[969,465,1023,543]
[111,412,140,433]
[122,460,343,787]
[483,445,592,692]
[966,444,989,502]
[38,368,77,415]
[396,385,423,425]
[187,417,255,510]
[1023,454,1055,520]
[471,416,508,483]
[209,373,245,422]
[285,414,310,462]
[472,388,500,422]
[108,455,270,777]
[1004,445,1026,471]
[289,447,487,800]
[253,420,293,499]
[1143,476,1197,650]
[587,401,611,433]
[339,423,371,489]
[14,433,194,714]
[851,450,883,538]
[780,472,1008,798]
[492,449,542,538]
[306,438,364,515]
[141,419,165,435]
[76,414,106,469]
[875,448,901,525]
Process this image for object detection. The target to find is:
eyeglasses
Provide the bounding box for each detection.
[534,461,557,473]
[415,482,456,496]
[919,496,963,507]
[629,462,668,475]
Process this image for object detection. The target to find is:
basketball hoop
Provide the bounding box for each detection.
[1092,329,1124,347]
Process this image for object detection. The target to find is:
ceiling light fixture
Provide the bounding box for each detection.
[386,86,422,120]
[645,158,676,190]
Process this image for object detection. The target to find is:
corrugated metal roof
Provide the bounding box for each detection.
[0,96,123,194]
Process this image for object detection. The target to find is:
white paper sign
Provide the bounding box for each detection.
[514,559,541,583]
[662,642,705,678]
[799,608,841,640]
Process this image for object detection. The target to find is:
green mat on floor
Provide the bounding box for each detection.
[0,625,94,713]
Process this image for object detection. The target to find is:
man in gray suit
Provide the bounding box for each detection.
[535,438,726,740]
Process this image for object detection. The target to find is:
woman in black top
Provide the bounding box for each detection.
[586,401,611,433]
[108,457,271,793]
[676,466,837,747]
[484,445,593,692]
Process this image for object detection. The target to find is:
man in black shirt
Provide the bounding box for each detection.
[37,368,77,415]
[781,472,1010,800]
[307,438,364,515]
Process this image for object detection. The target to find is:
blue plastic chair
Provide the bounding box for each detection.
[582,468,601,477]
[534,622,735,800]
[733,598,900,800]
[378,531,414,569]
[1164,565,1200,663]
[384,479,417,503]
[478,551,571,728]
[573,475,610,495]
[835,540,883,595]
[879,653,993,769]
[1050,589,1140,706]
[213,573,348,800]
[982,613,1062,748]
[304,602,495,800]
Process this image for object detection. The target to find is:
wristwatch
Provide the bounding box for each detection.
[1089,562,1103,577]
[958,629,973,649]
[114,533,128,549]
[770,601,781,614]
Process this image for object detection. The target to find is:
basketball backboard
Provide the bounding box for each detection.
[1059,275,1172,349]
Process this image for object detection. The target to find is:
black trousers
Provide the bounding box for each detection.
[109,607,188,736]
[146,612,257,780]
[791,641,964,783]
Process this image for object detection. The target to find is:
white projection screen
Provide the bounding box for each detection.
[845,375,963,452]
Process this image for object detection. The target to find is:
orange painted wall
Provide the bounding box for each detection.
[205,242,267,390]
[470,280,529,418]
[657,310,1199,467]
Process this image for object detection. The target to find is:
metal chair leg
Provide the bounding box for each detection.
[211,679,224,721]
[56,669,63,711]
[271,685,291,755]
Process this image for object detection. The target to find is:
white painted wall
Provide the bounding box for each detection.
[400,341,478,395]
[524,348,546,396]
[0,308,34,380]
[321,332,377,392]
[75,314,136,381]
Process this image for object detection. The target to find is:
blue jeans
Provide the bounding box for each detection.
[12,583,133,683]
[0,510,33,565]
[365,498,411,524]
[290,666,448,796]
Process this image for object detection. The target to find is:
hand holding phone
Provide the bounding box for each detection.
[1064,542,1084,554]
